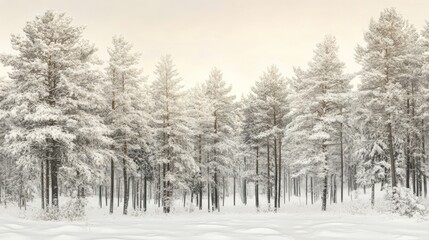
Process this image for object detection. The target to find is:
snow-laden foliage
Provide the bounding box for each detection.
[0,10,111,208]
[0,8,429,220]
[385,187,427,217]
[285,35,351,210]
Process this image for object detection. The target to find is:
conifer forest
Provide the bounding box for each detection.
[0,1,429,240]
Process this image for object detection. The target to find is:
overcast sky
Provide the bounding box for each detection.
[1,0,428,96]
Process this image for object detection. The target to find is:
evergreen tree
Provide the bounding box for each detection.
[356,8,418,188]
[286,35,350,211]
[205,68,236,211]
[151,55,196,213]
[106,36,151,214]
[0,11,111,212]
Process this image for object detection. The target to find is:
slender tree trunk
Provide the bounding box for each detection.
[243,176,247,205]
[311,176,314,205]
[330,175,333,205]
[99,185,102,208]
[288,168,291,202]
[340,121,344,203]
[283,166,286,204]
[144,175,147,211]
[123,143,129,215]
[207,166,211,212]
[222,177,225,207]
[255,147,259,208]
[41,160,45,210]
[305,174,308,205]
[45,159,50,209]
[321,145,328,211]
[110,158,114,213]
[334,175,337,203]
[198,134,203,210]
[274,137,278,210]
[214,170,219,211]
[183,191,186,208]
[387,122,397,188]
[267,139,270,206]
[423,120,427,198]
[51,148,59,208]
[278,138,282,208]
[117,177,120,207]
[233,176,236,206]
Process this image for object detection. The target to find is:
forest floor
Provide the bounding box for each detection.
[0,190,428,240]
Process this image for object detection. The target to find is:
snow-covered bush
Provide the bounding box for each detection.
[62,198,87,221]
[385,187,427,218]
[39,197,87,221]
[39,206,61,221]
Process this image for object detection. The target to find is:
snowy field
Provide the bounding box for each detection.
[1,193,428,240]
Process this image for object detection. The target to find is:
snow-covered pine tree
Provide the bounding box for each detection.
[186,84,215,210]
[151,55,196,213]
[106,36,151,214]
[0,11,111,213]
[356,8,418,189]
[418,22,429,197]
[250,65,288,209]
[205,68,236,211]
[286,35,350,211]
[241,94,262,208]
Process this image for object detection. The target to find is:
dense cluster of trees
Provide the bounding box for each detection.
[0,8,428,215]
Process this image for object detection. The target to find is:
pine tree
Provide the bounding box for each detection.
[106,36,150,214]
[151,55,196,213]
[205,68,236,211]
[0,10,111,212]
[186,84,215,210]
[286,35,350,211]
[356,8,418,189]
[250,65,288,209]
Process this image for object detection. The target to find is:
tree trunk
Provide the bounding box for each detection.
[123,148,129,215]
[51,150,59,208]
[243,176,247,205]
[305,174,308,205]
[110,159,114,213]
[99,185,102,208]
[207,166,211,212]
[255,147,259,208]
[214,168,220,211]
[321,147,328,211]
[423,120,427,198]
[334,175,337,203]
[311,176,314,205]
[41,160,45,210]
[222,177,225,207]
[267,139,270,206]
[387,122,397,188]
[183,191,186,208]
[233,176,236,206]
[340,121,344,203]
[274,137,278,210]
[278,138,282,208]
[198,134,203,210]
[144,175,147,212]
[45,159,50,209]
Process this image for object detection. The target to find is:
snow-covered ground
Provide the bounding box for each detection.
[1,191,428,240]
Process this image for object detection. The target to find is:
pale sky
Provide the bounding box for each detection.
[0,0,428,96]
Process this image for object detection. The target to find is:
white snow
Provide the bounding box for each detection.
[0,194,428,240]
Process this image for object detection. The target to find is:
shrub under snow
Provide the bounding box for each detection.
[385,187,427,218]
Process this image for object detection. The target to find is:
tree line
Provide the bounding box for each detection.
[0,8,428,216]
